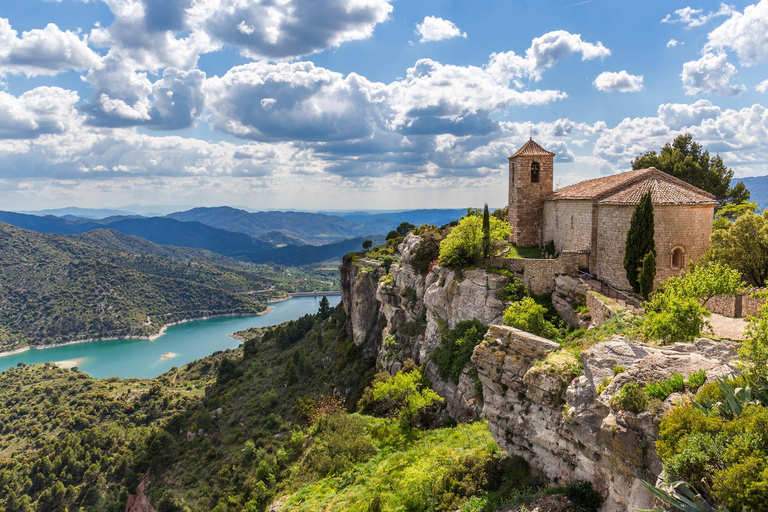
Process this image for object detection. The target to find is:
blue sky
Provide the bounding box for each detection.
[1,0,767,211]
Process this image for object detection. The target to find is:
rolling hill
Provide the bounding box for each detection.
[736,175,768,211]
[0,223,272,350]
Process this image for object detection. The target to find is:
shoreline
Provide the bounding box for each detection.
[0,307,274,359]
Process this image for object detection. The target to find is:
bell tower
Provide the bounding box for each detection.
[507,138,555,247]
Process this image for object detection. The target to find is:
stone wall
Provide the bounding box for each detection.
[484,252,581,295]
[594,204,714,291]
[706,287,767,318]
[508,153,554,247]
[542,199,593,253]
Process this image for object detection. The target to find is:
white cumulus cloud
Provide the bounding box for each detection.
[593,71,644,92]
[757,79,768,93]
[415,16,466,42]
[667,39,680,47]
[661,3,734,27]
[706,0,768,66]
[0,87,80,139]
[0,18,102,77]
[681,52,745,96]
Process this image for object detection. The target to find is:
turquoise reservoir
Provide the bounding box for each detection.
[0,295,341,379]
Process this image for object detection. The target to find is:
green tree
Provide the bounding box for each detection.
[318,296,331,319]
[362,240,373,250]
[642,262,744,343]
[639,251,656,300]
[741,291,768,378]
[396,222,416,236]
[706,209,768,287]
[482,203,491,259]
[371,367,443,432]
[624,191,655,293]
[385,230,400,241]
[632,133,750,207]
[439,215,511,267]
[502,297,559,339]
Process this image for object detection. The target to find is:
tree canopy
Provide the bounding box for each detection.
[706,209,768,287]
[438,215,511,268]
[632,134,750,207]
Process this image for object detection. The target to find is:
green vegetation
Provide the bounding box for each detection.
[741,290,768,379]
[655,377,768,511]
[624,190,655,294]
[707,208,768,287]
[502,297,559,339]
[632,133,750,208]
[642,262,744,343]
[482,204,491,259]
[639,250,656,300]
[496,276,528,302]
[409,226,443,275]
[644,373,685,401]
[610,382,648,413]
[439,215,511,268]
[370,367,443,432]
[433,320,489,384]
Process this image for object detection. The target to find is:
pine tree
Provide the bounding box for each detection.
[639,250,656,300]
[318,296,331,319]
[624,191,655,293]
[482,203,491,259]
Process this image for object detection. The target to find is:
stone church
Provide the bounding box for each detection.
[507,139,717,292]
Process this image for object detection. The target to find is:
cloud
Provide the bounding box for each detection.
[486,30,610,83]
[80,59,205,129]
[0,87,80,139]
[593,71,644,92]
[681,52,745,96]
[595,101,768,170]
[203,0,394,60]
[0,18,102,77]
[415,16,466,42]
[661,3,734,27]
[706,0,768,66]
[667,39,680,47]
[757,79,768,93]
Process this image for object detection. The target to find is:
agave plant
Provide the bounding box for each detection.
[641,480,720,512]
[692,378,768,418]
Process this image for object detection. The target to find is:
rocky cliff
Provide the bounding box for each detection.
[340,233,740,511]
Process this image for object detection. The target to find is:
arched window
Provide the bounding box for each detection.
[671,247,685,269]
[531,162,540,183]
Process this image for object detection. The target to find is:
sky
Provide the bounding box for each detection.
[1,0,768,211]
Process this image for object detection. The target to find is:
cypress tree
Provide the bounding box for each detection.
[318,296,331,319]
[482,203,491,259]
[624,191,655,293]
[639,250,656,300]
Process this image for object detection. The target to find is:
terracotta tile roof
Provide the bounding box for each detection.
[543,167,717,206]
[509,138,556,158]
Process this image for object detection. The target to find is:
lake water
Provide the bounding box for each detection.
[0,295,341,379]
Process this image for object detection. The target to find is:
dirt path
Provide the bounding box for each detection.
[707,313,748,341]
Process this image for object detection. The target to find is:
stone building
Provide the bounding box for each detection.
[507,139,717,291]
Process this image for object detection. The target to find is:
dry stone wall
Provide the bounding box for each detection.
[542,199,593,253]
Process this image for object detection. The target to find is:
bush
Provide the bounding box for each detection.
[551,480,603,512]
[496,276,528,302]
[502,297,559,340]
[371,367,443,431]
[685,369,707,392]
[385,230,400,241]
[610,382,647,413]
[409,229,442,275]
[432,320,489,384]
[438,215,511,268]
[741,290,768,378]
[644,373,685,401]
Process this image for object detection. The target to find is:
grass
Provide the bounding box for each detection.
[505,244,544,259]
[282,420,501,511]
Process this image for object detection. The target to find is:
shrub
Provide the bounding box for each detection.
[432,320,489,384]
[409,229,443,275]
[496,276,528,302]
[371,367,443,432]
[612,366,626,376]
[401,287,418,302]
[644,374,685,401]
[642,262,744,344]
[502,297,559,340]
[741,290,768,378]
[385,230,400,241]
[596,377,612,395]
[438,215,511,268]
[685,369,707,392]
[610,382,648,413]
[548,480,603,512]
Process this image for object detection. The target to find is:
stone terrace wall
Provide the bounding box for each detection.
[483,252,581,295]
[706,288,767,318]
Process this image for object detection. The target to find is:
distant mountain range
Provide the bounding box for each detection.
[1,207,467,265]
[737,176,768,211]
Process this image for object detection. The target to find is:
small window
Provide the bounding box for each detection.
[531,162,540,183]
[671,247,685,269]
[570,215,574,229]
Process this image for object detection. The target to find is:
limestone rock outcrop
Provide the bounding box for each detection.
[473,326,739,512]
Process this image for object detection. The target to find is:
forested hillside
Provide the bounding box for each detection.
[0,224,271,350]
